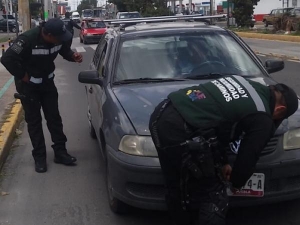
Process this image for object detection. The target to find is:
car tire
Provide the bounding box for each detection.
[10,27,16,33]
[83,37,87,44]
[106,162,130,214]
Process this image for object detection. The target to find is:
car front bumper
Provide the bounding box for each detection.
[107,136,300,210]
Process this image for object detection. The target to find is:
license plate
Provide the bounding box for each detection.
[227,173,265,197]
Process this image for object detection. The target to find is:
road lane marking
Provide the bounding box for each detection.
[0,76,14,99]
[75,47,86,52]
[90,45,97,50]
[287,59,300,63]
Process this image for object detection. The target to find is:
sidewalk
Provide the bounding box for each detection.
[243,37,300,60]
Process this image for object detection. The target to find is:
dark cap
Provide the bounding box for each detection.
[43,18,72,42]
[274,83,299,118]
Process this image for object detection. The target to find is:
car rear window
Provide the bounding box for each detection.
[119,13,140,19]
[86,21,106,28]
[115,31,264,81]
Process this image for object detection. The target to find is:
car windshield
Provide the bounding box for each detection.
[83,10,93,17]
[86,21,106,28]
[114,31,264,81]
[2,15,14,19]
[119,13,140,19]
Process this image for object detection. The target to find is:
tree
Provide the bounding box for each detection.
[232,0,260,27]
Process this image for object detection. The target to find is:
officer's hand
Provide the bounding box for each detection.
[22,73,29,83]
[222,164,232,181]
[72,52,83,63]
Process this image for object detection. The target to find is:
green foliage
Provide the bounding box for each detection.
[77,0,97,15]
[232,0,260,27]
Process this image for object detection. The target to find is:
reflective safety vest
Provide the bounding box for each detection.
[168,75,271,138]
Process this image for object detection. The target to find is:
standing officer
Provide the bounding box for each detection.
[62,12,81,48]
[149,76,298,225]
[1,18,83,173]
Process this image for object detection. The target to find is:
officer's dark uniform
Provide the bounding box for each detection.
[62,14,81,48]
[1,19,77,172]
[149,75,298,225]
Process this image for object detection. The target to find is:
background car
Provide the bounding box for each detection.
[71,11,81,23]
[0,18,18,32]
[80,19,106,44]
[78,18,300,213]
[263,7,294,27]
[116,11,141,19]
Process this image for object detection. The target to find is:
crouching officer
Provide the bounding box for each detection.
[149,75,298,225]
[62,12,81,48]
[1,18,83,173]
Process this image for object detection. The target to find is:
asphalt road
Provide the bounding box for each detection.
[1,36,300,225]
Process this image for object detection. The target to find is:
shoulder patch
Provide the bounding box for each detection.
[10,39,26,54]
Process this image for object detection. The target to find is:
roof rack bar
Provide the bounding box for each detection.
[104,14,225,24]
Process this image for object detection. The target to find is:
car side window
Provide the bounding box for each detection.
[92,36,106,68]
[97,40,108,77]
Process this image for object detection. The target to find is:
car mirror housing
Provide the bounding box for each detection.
[265,59,284,74]
[78,70,103,86]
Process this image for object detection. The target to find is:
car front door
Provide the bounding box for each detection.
[88,36,110,134]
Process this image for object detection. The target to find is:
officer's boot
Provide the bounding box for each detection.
[35,158,47,173]
[54,151,77,165]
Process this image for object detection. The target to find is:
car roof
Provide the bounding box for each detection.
[107,21,225,38]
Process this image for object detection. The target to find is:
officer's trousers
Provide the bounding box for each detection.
[149,100,228,225]
[15,78,67,161]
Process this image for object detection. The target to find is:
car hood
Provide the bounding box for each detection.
[112,77,300,136]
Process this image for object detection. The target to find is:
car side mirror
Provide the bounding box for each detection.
[265,59,284,74]
[78,70,103,86]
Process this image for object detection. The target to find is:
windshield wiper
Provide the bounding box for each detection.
[184,73,235,80]
[113,77,187,84]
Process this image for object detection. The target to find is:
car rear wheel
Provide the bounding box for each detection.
[106,162,130,214]
[10,27,16,33]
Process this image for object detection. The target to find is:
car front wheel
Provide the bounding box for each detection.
[106,162,130,214]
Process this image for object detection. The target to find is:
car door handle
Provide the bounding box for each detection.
[89,87,93,93]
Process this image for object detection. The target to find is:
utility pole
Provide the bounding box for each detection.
[18,0,30,32]
[210,0,213,24]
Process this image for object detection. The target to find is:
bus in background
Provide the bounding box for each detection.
[92,7,106,19]
[82,9,93,20]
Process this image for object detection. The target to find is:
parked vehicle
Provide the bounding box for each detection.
[0,18,18,32]
[263,7,294,27]
[79,19,106,44]
[116,11,141,19]
[78,16,300,213]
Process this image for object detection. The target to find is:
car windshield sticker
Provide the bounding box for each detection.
[11,40,25,54]
[186,89,206,101]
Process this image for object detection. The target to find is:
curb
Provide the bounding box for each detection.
[235,32,300,43]
[0,100,23,170]
[253,50,300,61]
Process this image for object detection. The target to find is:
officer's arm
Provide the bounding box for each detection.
[1,36,31,79]
[229,113,275,189]
[59,42,75,62]
[72,20,81,29]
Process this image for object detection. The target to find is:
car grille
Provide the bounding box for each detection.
[266,175,300,194]
[226,136,279,156]
[126,182,166,200]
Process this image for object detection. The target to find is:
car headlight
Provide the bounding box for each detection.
[119,135,158,157]
[283,128,300,150]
